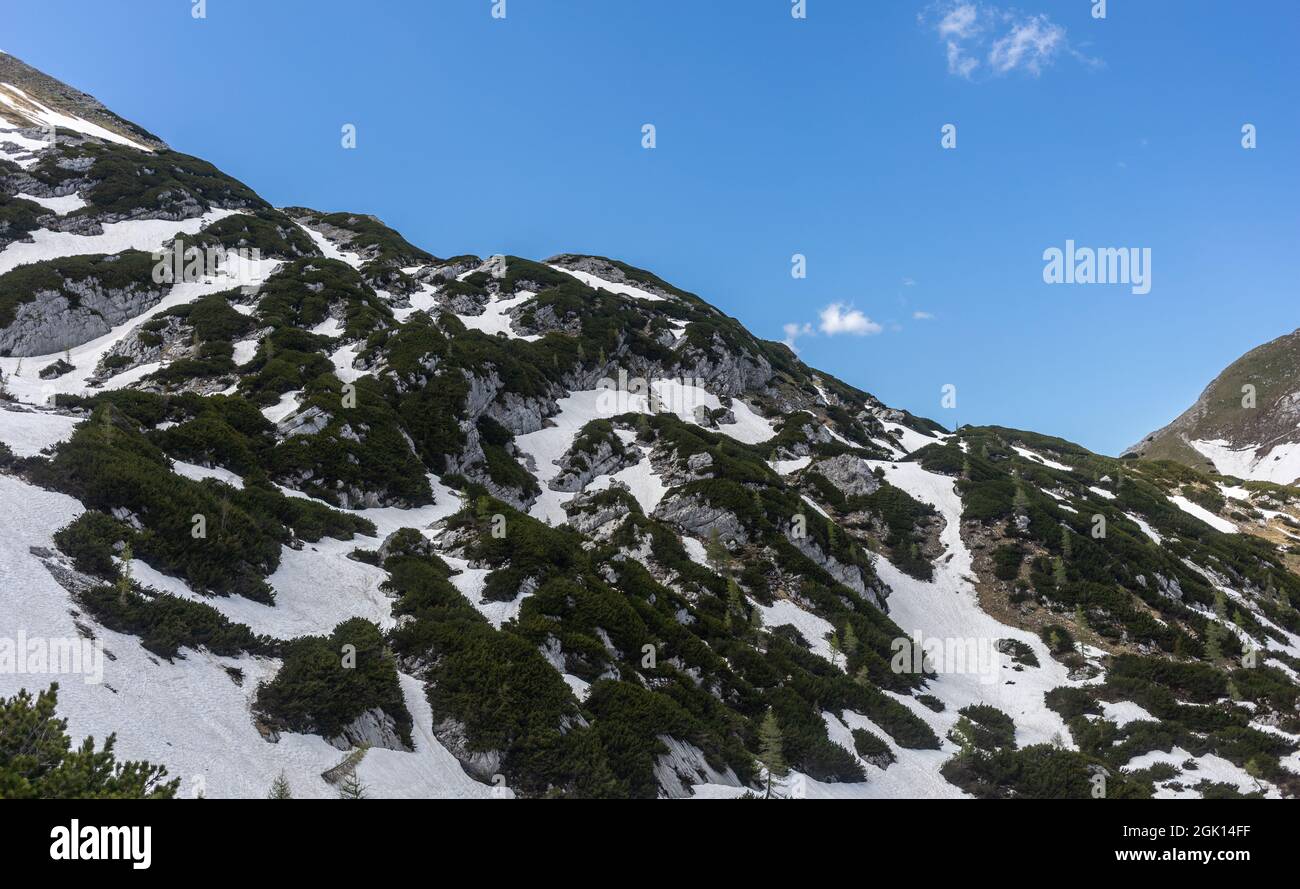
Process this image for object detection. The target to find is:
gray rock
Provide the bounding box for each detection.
[325,708,412,753]
[809,455,881,498]
[0,276,169,357]
[653,493,747,545]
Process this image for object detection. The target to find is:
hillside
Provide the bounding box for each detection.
[1127,328,1300,486]
[3,55,1300,800]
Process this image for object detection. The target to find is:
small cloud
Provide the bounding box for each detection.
[912,310,935,320]
[781,322,813,353]
[923,2,1097,80]
[903,277,917,287]
[987,15,1064,76]
[819,303,882,337]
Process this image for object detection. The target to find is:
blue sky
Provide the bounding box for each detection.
[6,1,1297,454]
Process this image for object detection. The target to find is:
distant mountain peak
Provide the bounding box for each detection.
[1127,327,1300,484]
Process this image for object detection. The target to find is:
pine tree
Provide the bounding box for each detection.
[724,577,744,633]
[1213,589,1229,621]
[828,629,842,668]
[338,769,367,799]
[949,716,977,755]
[842,623,859,659]
[756,708,788,798]
[705,527,728,574]
[1013,481,1029,510]
[748,605,763,643]
[268,772,292,799]
[1204,622,1223,662]
[1244,758,1265,792]
[0,685,178,798]
[1052,556,1067,587]
[116,542,134,608]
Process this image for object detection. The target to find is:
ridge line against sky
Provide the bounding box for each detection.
[4,0,1297,456]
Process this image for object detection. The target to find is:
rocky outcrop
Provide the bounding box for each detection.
[783,529,887,610]
[325,708,412,753]
[809,455,882,498]
[564,484,636,538]
[653,735,744,799]
[433,717,503,783]
[550,436,640,493]
[653,493,747,545]
[0,274,168,357]
[92,314,192,381]
[652,448,715,488]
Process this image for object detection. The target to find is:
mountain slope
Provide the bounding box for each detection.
[1127,328,1300,484]
[0,51,164,151]
[2,59,1299,800]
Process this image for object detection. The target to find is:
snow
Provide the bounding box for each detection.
[310,316,343,337]
[231,338,259,366]
[515,388,700,526]
[440,554,527,629]
[561,673,592,701]
[770,456,811,475]
[883,421,938,455]
[0,473,485,799]
[453,289,540,341]
[0,257,280,408]
[16,191,87,215]
[681,536,710,567]
[329,342,364,383]
[297,222,363,269]
[1011,445,1072,471]
[0,82,152,151]
[755,598,837,665]
[356,673,498,798]
[0,209,240,276]
[1190,438,1300,486]
[391,283,439,322]
[170,459,244,489]
[800,494,830,519]
[260,390,301,424]
[1169,495,1237,534]
[1124,746,1272,798]
[548,265,664,302]
[820,710,963,799]
[1124,512,1163,544]
[1099,699,1156,727]
[865,459,1083,750]
[513,390,609,526]
[0,407,80,456]
[1088,485,1116,501]
[587,450,668,515]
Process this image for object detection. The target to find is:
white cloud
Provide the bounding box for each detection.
[987,15,1064,75]
[924,2,1093,79]
[913,310,935,320]
[902,277,917,287]
[819,303,881,337]
[781,322,813,352]
[937,2,979,39]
